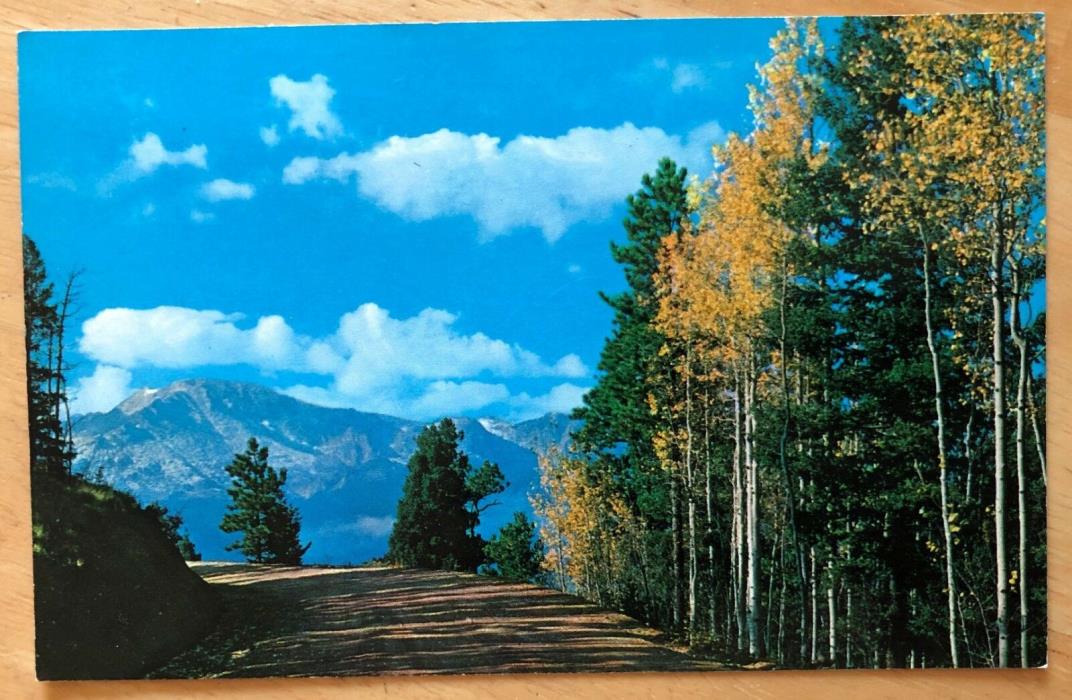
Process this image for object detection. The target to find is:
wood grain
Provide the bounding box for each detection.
[0,1,1067,697]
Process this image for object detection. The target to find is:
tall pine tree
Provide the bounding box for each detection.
[23,235,70,474]
[220,438,310,564]
[572,157,691,631]
[387,419,493,571]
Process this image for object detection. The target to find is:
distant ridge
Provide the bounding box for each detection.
[73,378,577,564]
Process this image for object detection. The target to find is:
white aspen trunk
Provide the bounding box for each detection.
[921,231,960,667]
[810,545,818,664]
[685,344,697,639]
[670,462,682,633]
[795,357,809,663]
[1026,374,1046,487]
[827,564,836,667]
[1010,265,1030,668]
[778,529,788,662]
[734,370,746,652]
[665,359,683,634]
[765,526,779,653]
[957,588,975,667]
[965,410,975,501]
[745,362,761,658]
[846,586,853,668]
[777,263,808,666]
[705,389,717,637]
[992,231,1009,668]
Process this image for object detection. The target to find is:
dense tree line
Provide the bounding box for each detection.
[540,15,1045,668]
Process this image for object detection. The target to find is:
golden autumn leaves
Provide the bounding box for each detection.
[528,14,1043,668]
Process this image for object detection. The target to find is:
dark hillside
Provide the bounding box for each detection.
[33,471,219,679]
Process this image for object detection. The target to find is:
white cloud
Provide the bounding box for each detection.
[509,383,589,420]
[130,132,207,174]
[79,307,298,370]
[70,365,133,415]
[281,121,722,241]
[279,384,355,410]
[550,354,586,377]
[282,156,323,184]
[260,124,280,147]
[201,178,255,202]
[77,302,589,420]
[99,133,207,194]
[408,381,511,418]
[190,209,214,223]
[671,63,708,93]
[567,263,582,275]
[269,74,342,139]
[142,203,156,216]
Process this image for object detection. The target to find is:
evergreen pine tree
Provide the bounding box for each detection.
[220,438,310,564]
[573,157,689,463]
[465,459,506,536]
[387,419,488,571]
[571,157,691,629]
[23,235,66,474]
[484,512,544,581]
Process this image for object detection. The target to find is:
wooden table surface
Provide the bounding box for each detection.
[0,1,1068,697]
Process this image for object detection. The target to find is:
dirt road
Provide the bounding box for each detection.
[154,562,725,677]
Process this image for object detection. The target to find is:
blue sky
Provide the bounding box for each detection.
[19,17,797,421]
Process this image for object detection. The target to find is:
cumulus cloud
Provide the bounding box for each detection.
[77,302,589,419]
[80,307,299,370]
[281,121,723,241]
[509,383,589,420]
[70,365,133,415]
[282,156,324,185]
[130,132,207,173]
[270,74,342,139]
[260,124,280,147]
[99,132,207,193]
[190,209,214,223]
[201,178,255,202]
[408,381,511,418]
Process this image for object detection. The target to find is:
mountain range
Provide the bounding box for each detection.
[72,378,580,564]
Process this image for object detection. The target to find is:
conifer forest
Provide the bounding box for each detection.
[535,15,1046,669]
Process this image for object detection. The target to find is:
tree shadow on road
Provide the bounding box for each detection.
[154,564,726,678]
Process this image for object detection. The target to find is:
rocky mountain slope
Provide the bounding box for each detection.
[72,379,576,564]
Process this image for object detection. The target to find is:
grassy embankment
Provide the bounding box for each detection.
[32,471,220,679]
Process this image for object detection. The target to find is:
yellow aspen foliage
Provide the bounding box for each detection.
[530,449,646,607]
[653,18,825,392]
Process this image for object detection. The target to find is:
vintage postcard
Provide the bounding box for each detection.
[19,14,1045,679]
